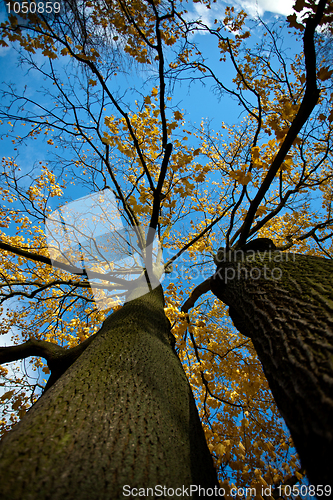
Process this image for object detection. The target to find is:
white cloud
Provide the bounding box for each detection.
[0,44,11,58]
[186,0,295,28]
[233,0,295,17]
[191,2,219,26]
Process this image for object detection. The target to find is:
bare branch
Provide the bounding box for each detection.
[0,334,98,392]
[237,0,328,247]
[181,277,212,314]
[0,240,130,287]
[0,338,65,366]
[164,205,234,269]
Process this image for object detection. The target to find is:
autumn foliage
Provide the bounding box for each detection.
[0,0,333,496]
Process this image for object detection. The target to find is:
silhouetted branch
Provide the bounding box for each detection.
[237,0,328,247]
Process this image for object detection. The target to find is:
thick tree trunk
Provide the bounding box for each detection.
[210,250,333,488]
[0,286,219,499]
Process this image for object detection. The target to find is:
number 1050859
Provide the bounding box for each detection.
[278,485,331,497]
[6,1,61,14]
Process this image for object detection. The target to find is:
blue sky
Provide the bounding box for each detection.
[0,1,322,495]
[0,0,301,352]
[0,0,297,125]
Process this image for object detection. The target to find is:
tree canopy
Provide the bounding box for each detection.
[0,0,333,496]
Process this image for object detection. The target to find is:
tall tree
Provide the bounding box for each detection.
[0,0,332,497]
[210,249,333,488]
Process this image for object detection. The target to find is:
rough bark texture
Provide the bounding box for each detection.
[210,250,333,488]
[0,285,219,499]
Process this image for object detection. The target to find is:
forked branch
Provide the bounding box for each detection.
[0,334,97,392]
[237,0,328,247]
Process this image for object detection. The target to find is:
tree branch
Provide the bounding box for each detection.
[181,277,212,314]
[237,0,328,247]
[0,338,65,366]
[149,142,173,234]
[0,334,98,392]
[0,240,84,275]
[0,240,131,287]
[164,204,233,270]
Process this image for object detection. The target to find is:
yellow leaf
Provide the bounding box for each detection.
[251,146,260,159]
[230,169,252,185]
[12,399,22,410]
[174,111,183,121]
[0,365,9,376]
[239,442,246,454]
[42,49,58,60]
[256,206,267,218]
[287,13,304,30]
[293,0,306,12]
[317,67,333,82]
[216,443,226,455]
[281,101,295,119]
[1,390,15,401]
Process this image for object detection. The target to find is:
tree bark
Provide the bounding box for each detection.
[0,286,219,499]
[210,250,333,488]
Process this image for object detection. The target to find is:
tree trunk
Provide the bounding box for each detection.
[210,250,333,488]
[0,286,219,499]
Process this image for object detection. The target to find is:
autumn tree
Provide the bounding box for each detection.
[0,0,332,498]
